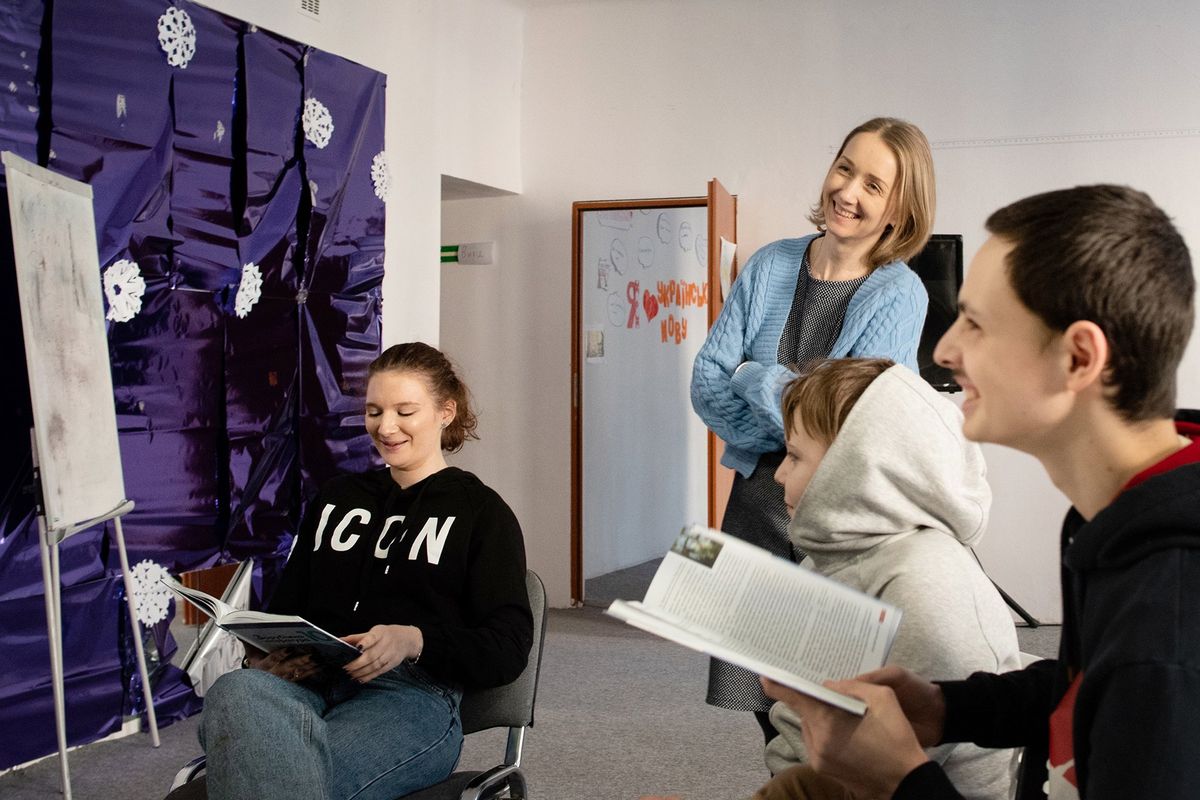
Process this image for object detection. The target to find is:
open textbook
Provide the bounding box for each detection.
[605,525,901,715]
[162,576,360,668]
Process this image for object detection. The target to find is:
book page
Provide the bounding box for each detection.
[162,576,234,620]
[162,576,358,671]
[182,560,256,697]
[218,619,359,665]
[608,599,866,715]
[641,526,899,684]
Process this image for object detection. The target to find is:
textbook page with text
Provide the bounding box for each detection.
[162,576,360,667]
[605,525,901,715]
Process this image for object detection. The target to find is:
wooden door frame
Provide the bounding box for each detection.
[570,196,708,604]
[705,180,737,532]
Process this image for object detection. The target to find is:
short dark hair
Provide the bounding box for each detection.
[367,342,479,451]
[987,185,1194,421]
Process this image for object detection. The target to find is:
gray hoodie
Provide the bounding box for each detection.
[765,365,1020,800]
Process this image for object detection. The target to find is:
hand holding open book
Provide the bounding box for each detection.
[605,525,902,715]
[161,576,361,671]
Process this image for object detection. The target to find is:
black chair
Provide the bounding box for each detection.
[402,569,547,800]
[167,570,549,800]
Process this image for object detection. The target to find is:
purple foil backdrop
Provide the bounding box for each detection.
[298,47,387,499]
[0,0,386,769]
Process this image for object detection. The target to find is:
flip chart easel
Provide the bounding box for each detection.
[3,151,159,800]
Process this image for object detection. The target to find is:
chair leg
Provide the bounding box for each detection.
[170,755,208,791]
[460,766,527,800]
[506,770,527,799]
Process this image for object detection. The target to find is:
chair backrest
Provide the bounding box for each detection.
[459,569,548,735]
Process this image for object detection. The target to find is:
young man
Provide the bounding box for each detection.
[763,184,1200,800]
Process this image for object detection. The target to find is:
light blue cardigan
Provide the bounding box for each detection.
[690,234,928,476]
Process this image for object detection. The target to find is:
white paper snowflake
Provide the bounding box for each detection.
[303,97,334,149]
[103,259,147,323]
[370,151,390,201]
[235,262,263,319]
[157,7,196,69]
[131,560,172,626]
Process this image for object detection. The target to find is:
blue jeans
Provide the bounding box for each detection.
[199,664,463,800]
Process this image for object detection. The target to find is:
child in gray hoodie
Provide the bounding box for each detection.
[754,358,1019,800]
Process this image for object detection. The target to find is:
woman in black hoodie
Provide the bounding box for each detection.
[199,342,533,800]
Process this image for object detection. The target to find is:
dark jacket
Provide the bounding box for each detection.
[896,411,1200,799]
[270,466,533,690]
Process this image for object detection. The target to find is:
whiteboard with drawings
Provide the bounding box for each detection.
[579,200,711,579]
[3,151,127,536]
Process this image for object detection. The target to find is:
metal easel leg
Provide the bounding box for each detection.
[113,515,160,746]
[37,517,73,800]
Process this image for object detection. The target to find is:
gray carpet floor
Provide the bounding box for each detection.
[1,561,1060,800]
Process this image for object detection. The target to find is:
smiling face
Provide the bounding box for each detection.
[933,236,1074,453]
[774,421,831,517]
[365,369,455,486]
[819,131,899,248]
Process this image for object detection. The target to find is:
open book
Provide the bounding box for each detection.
[605,525,901,715]
[178,560,256,696]
[162,576,361,668]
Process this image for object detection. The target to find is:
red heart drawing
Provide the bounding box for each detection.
[643,289,660,321]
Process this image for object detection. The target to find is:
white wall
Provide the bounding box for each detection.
[442,0,1200,612]
[435,0,524,194]
[197,0,441,346]
[442,194,569,599]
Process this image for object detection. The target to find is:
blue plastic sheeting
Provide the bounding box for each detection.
[0,0,386,769]
[297,47,386,497]
[0,573,127,768]
[0,0,42,176]
[48,0,175,269]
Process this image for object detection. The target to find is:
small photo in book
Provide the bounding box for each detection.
[670,528,722,568]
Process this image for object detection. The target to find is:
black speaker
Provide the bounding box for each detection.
[908,234,963,392]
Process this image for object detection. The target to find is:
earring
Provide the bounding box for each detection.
[440,421,448,429]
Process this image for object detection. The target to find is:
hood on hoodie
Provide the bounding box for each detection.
[789,364,991,558]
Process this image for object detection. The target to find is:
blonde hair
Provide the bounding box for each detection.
[780,358,894,446]
[807,117,936,268]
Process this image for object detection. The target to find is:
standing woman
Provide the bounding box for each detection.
[690,117,935,739]
[198,343,533,800]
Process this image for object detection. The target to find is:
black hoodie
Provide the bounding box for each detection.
[896,411,1200,800]
[269,466,533,691]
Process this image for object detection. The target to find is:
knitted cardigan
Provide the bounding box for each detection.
[690,234,928,476]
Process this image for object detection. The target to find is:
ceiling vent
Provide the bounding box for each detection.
[297,0,320,21]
